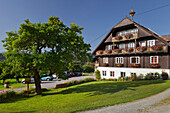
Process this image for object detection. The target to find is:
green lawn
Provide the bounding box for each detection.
[0,78,34,91]
[0,80,170,113]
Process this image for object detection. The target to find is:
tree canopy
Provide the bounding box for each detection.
[2,16,91,94]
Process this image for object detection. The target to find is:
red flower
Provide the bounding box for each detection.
[115,36,123,40]
[97,50,103,54]
[105,50,112,53]
[151,45,163,51]
[125,33,133,39]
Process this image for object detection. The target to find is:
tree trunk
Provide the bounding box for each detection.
[34,70,42,95]
[3,79,5,84]
[16,77,20,83]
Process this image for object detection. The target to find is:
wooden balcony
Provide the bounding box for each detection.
[112,33,138,42]
[96,45,167,56]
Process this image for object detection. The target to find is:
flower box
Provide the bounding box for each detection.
[114,64,124,67]
[125,33,133,39]
[56,83,67,89]
[97,50,103,54]
[151,45,163,51]
[102,63,109,67]
[114,49,122,53]
[124,48,133,52]
[114,36,123,40]
[136,46,147,52]
[129,64,140,68]
[105,50,112,54]
[148,64,160,68]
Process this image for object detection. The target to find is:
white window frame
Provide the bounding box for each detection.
[139,41,146,47]
[150,56,159,64]
[128,42,135,48]
[130,56,140,64]
[120,72,126,78]
[115,57,123,64]
[147,40,155,47]
[102,71,106,76]
[103,57,108,64]
[119,44,125,49]
[110,71,114,77]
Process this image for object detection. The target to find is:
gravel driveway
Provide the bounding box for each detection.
[80,88,170,113]
[13,76,95,92]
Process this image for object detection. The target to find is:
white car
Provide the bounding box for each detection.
[52,73,57,79]
[21,77,34,84]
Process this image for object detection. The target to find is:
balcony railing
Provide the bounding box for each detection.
[96,45,167,56]
[112,33,138,42]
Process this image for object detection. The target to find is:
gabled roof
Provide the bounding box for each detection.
[161,35,170,41]
[92,17,170,55]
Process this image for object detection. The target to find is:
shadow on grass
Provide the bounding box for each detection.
[0,95,35,104]
[42,80,166,96]
[0,89,50,103]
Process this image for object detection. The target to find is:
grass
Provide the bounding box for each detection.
[0,78,34,91]
[82,73,94,76]
[0,80,170,113]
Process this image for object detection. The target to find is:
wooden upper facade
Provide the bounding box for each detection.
[92,17,170,69]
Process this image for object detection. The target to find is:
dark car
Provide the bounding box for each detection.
[75,72,82,76]
[66,72,75,77]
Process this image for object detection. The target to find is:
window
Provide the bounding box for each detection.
[139,41,146,47]
[119,44,125,49]
[128,42,135,48]
[131,73,136,77]
[106,45,113,50]
[115,57,123,64]
[130,56,140,64]
[147,40,155,47]
[110,71,114,77]
[103,57,108,63]
[102,71,106,76]
[121,72,126,77]
[117,28,138,36]
[150,56,158,64]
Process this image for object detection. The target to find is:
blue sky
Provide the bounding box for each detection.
[0,0,170,53]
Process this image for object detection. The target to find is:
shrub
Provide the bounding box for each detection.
[0,89,16,101]
[113,78,117,81]
[161,72,168,80]
[21,88,48,95]
[131,74,137,81]
[67,81,73,87]
[95,70,101,80]
[78,80,85,84]
[85,78,95,82]
[144,73,155,80]
[154,72,160,80]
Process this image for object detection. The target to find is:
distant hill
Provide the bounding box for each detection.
[0,53,6,61]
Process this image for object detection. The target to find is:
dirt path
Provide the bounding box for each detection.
[80,88,170,113]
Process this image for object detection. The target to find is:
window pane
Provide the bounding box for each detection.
[132,58,136,63]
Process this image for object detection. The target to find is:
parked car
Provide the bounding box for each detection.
[21,77,38,84]
[75,72,82,76]
[68,72,75,77]
[52,73,57,79]
[41,75,53,81]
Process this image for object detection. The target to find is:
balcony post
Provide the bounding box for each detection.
[135,39,136,53]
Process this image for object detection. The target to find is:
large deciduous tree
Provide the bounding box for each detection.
[2,16,91,94]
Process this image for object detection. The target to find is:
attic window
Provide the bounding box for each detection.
[117,28,138,36]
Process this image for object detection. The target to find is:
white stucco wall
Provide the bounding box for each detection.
[97,67,170,79]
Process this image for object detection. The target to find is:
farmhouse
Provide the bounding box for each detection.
[92,9,170,79]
